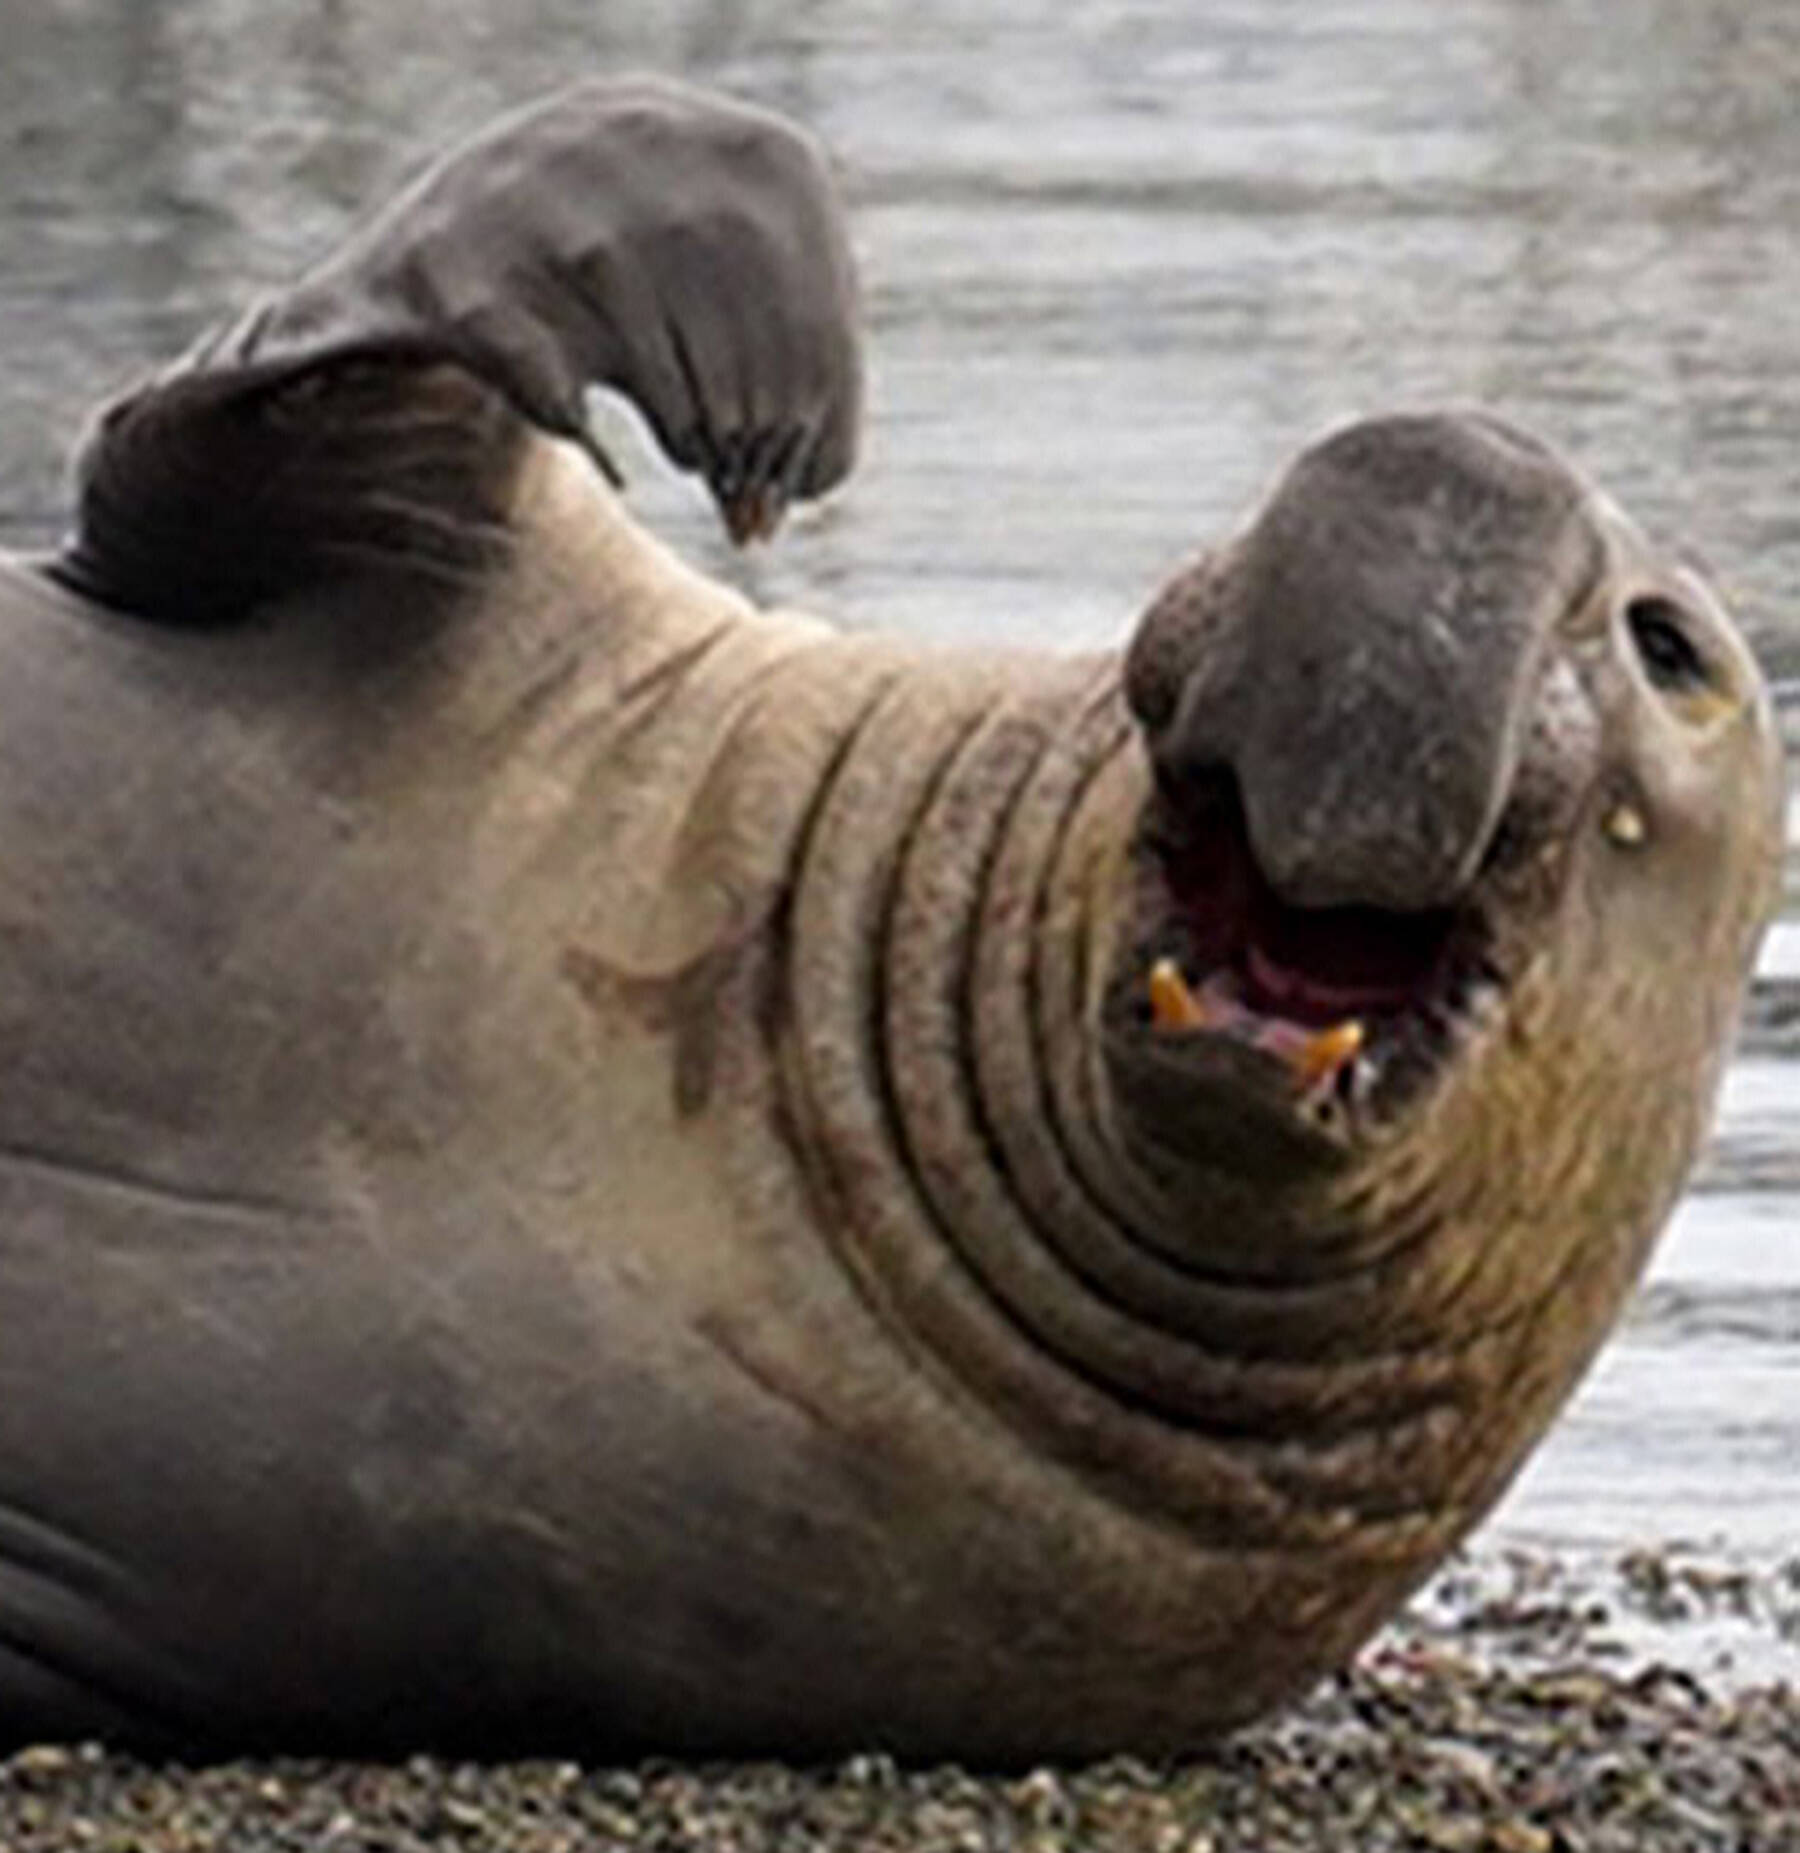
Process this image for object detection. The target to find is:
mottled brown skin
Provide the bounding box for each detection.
[0,81,1782,1764]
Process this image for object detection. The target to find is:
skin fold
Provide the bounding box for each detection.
[0,79,1782,1762]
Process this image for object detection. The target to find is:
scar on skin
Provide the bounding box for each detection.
[559,935,756,1118]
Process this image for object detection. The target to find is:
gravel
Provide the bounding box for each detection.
[3,1546,1794,1853]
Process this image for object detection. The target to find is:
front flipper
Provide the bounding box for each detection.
[58,78,863,622]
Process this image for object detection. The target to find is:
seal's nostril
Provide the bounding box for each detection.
[1132,669,1179,733]
[1124,553,1227,736]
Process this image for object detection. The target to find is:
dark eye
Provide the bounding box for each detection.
[1626,596,1712,695]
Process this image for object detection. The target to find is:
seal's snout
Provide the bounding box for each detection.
[1127,412,1603,912]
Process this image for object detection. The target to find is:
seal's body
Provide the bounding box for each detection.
[0,82,1781,1760]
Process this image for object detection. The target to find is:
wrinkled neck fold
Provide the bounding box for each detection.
[760,658,1517,1548]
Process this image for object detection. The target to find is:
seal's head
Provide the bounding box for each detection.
[1105,411,1782,1281]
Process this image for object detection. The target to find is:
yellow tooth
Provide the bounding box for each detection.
[1292,1019,1365,1090]
[1148,958,1210,1032]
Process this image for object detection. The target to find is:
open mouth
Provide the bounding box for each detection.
[1135,771,1503,1118]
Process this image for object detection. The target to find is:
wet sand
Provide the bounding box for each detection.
[5,1547,1793,1851]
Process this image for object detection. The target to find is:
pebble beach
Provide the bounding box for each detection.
[4,1547,1793,1852]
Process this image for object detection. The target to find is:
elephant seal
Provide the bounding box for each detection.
[0,79,1782,1763]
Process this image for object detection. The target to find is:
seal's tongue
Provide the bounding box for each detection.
[1126,413,1603,912]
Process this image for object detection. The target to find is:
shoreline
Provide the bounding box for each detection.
[3,1544,1793,1851]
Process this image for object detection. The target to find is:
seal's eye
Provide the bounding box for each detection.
[1627,596,1712,695]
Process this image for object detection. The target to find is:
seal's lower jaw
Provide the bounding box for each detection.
[1108,772,1507,1150]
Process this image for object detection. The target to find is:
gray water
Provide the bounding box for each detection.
[1,1,1795,1574]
